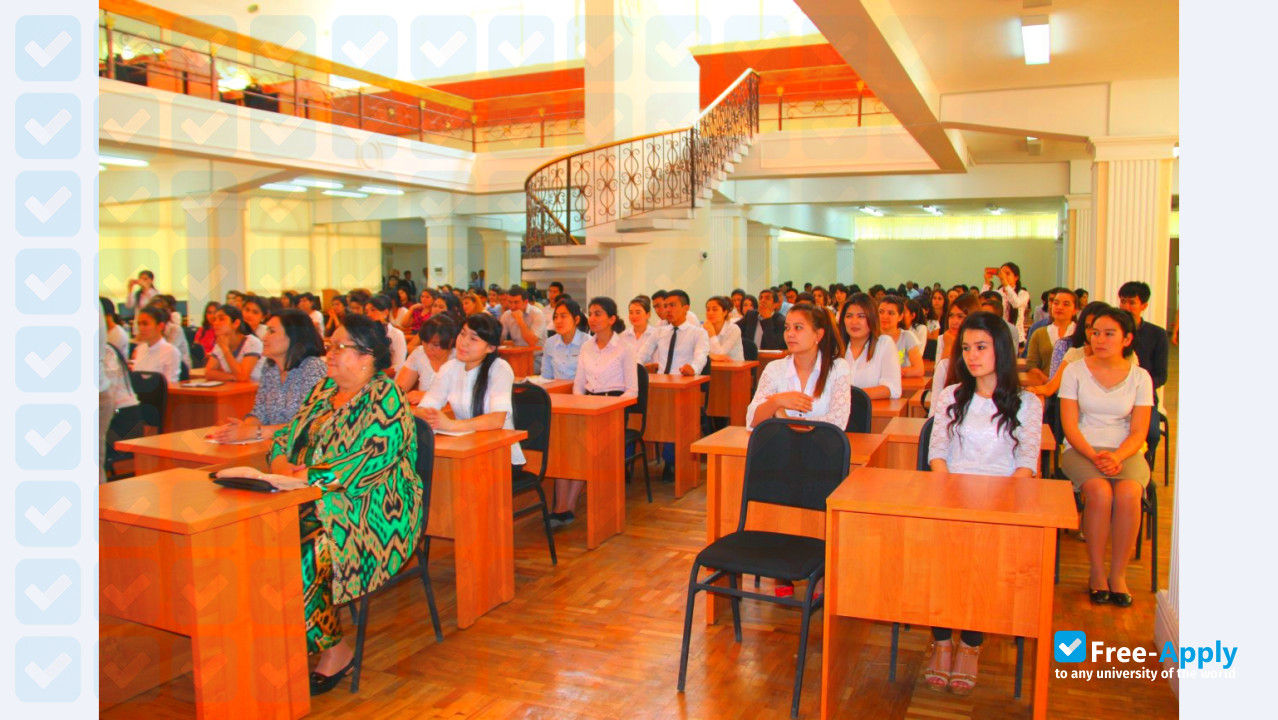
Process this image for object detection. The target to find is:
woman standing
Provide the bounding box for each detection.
[704,296,744,362]
[839,293,901,399]
[205,305,263,383]
[924,313,1042,694]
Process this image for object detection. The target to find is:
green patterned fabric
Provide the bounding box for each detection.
[268,374,422,606]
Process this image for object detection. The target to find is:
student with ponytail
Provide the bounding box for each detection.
[982,261,1031,344]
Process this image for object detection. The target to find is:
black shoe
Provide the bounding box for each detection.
[548,511,567,527]
[1110,592,1133,608]
[661,464,675,484]
[558,511,575,527]
[310,659,354,696]
[1089,589,1111,605]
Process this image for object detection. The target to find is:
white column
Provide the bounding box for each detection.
[746,223,781,288]
[424,219,470,287]
[1066,193,1095,294]
[478,228,523,288]
[709,205,748,293]
[182,191,244,311]
[834,240,855,283]
[1090,136,1177,324]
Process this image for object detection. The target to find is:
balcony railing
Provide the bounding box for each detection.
[524,69,760,258]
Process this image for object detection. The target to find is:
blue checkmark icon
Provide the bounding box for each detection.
[1054,630,1087,663]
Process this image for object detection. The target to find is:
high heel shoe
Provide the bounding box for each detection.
[949,641,981,696]
[310,658,354,696]
[923,640,953,692]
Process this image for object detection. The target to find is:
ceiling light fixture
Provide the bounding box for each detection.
[922,205,943,216]
[261,182,307,193]
[99,154,149,167]
[293,177,343,189]
[1021,15,1051,65]
[358,185,404,196]
[323,189,369,198]
[986,203,1006,215]
[858,206,884,217]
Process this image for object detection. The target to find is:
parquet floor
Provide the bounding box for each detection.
[103,350,1179,719]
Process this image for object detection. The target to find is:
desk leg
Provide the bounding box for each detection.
[673,389,702,498]
[822,510,868,720]
[1033,527,1057,720]
[448,451,515,629]
[704,454,726,625]
[584,411,625,549]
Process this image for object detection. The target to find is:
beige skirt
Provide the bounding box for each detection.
[1060,447,1150,490]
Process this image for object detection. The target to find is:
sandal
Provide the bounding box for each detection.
[923,640,953,692]
[949,641,981,696]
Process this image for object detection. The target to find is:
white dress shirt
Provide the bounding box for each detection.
[500,306,546,373]
[132,337,182,384]
[573,333,638,396]
[386,323,407,376]
[210,334,264,382]
[746,352,852,428]
[707,321,744,361]
[106,324,129,360]
[419,357,524,464]
[402,347,441,392]
[845,334,902,399]
[621,325,656,356]
[641,317,710,374]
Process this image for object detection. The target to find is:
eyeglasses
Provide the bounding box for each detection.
[325,341,372,355]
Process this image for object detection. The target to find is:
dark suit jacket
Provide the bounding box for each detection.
[756,313,786,350]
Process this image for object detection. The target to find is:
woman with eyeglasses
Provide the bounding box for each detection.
[218,313,422,695]
[395,315,457,405]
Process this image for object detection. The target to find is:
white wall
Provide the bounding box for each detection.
[852,238,1060,293]
[776,238,838,287]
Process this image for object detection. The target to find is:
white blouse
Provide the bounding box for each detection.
[573,333,638,396]
[845,334,902,399]
[402,346,441,392]
[621,325,656,356]
[707,321,744,361]
[419,357,524,464]
[928,358,950,417]
[929,385,1043,475]
[386,323,407,376]
[132,337,182,384]
[209,334,263,382]
[746,352,852,429]
[1059,360,1154,451]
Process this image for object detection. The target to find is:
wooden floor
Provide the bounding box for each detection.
[103,351,1179,719]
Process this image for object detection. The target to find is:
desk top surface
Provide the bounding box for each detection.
[498,345,538,355]
[871,397,911,416]
[168,380,258,397]
[114,427,272,461]
[548,393,637,416]
[828,467,1078,529]
[710,361,760,371]
[692,425,888,464]
[100,468,320,535]
[757,350,789,359]
[435,429,529,458]
[647,373,711,389]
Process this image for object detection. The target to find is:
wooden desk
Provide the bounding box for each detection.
[100,469,319,719]
[706,360,760,425]
[521,378,573,395]
[756,349,788,374]
[166,382,258,432]
[499,346,537,377]
[643,374,711,497]
[425,429,528,629]
[899,376,928,394]
[870,397,910,433]
[523,394,636,549]
[114,427,272,475]
[821,468,1077,720]
[881,417,1058,475]
[691,426,888,624]
[908,387,930,418]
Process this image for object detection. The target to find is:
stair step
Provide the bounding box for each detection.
[615,216,692,232]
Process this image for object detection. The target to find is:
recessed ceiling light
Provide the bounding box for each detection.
[293,177,343,189]
[261,182,307,193]
[99,154,149,167]
[858,206,884,217]
[922,205,943,216]
[358,185,404,196]
[323,190,369,198]
[1021,15,1051,65]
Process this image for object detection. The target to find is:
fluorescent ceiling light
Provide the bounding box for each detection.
[1021,15,1051,65]
[99,154,149,167]
[323,190,369,198]
[99,164,107,171]
[987,204,1006,215]
[358,185,404,196]
[261,183,307,193]
[293,177,343,189]
[922,205,943,216]
[858,206,884,217]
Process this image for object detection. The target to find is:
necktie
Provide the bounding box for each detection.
[664,325,679,374]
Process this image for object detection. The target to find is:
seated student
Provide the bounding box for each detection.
[640,289,709,482]
[1075,287,1090,307]
[461,290,487,317]
[192,301,219,354]
[925,312,1043,695]
[100,297,132,359]
[550,298,639,526]
[649,289,670,327]
[395,316,457,405]
[703,296,744,362]
[621,295,657,352]
[130,306,183,384]
[1021,290,1056,358]
[746,302,851,429]
[295,293,325,336]
[1117,281,1169,391]
[324,295,346,337]
[926,288,948,340]
[543,298,589,380]
[929,295,981,413]
[499,285,547,372]
[1024,288,1077,385]
[978,291,1022,349]
[391,287,414,329]
[839,292,901,399]
[205,304,263,383]
[148,295,193,371]
[1058,307,1154,609]
[487,286,505,317]
[207,310,327,442]
[877,295,925,378]
[364,294,408,376]
[1026,302,1133,398]
[904,298,929,348]
[752,289,787,350]
[242,295,270,340]
[416,313,524,467]
[729,288,746,321]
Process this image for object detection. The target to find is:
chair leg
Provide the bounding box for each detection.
[532,483,558,565]
[350,595,370,692]
[792,583,817,719]
[677,562,702,693]
[889,623,899,682]
[1161,414,1171,486]
[1014,636,1025,699]
[417,543,444,643]
[726,573,742,643]
[1134,503,1144,560]
[1149,489,1159,593]
[643,440,654,503]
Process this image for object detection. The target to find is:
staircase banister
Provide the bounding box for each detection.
[525,190,574,239]
[696,68,761,123]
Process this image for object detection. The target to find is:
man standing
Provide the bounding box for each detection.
[640,290,710,482]
[401,271,417,297]
[1117,281,1169,390]
[500,285,547,373]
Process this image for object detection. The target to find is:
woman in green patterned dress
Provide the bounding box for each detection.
[261,313,422,694]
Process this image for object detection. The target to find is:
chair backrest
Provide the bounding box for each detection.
[179,362,191,382]
[1143,403,1160,468]
[190,342,206,369]
[512,382,552,478]
[742,338,759,362]
[412,417,435,539]
[738,419,851,529]
[916,416,936,471]
[627,364,649,435]
[922,337,937,362]
[845,386,873,434]
[129,371,168,433]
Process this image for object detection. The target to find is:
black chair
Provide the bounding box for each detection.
[104,368,168,480]
[179,361,191,382]
[625,365,654,501]
[190,342,207,369]
[1134,407,1161,592]
[511,382,558,564]
[1159,409,1171,485]
[845,386,873,434]
[922,337,937,362]
[347,418,444,691]
[677,419,851,718]
[130,370,169,434]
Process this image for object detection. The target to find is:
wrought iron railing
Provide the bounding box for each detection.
[524,69,760,257]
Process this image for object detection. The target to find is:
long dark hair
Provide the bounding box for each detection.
[200,301,219,331]
[787,302,842,397]
[588,296,626,334]
[1071,302,1109,348]
[837,293,881,359]
[274,309,325,371]
[217,304,248,336]
[945,312,1025,450]
[464,313,503,415]
[929,288,948,326]
[341,313,392,373]
[553,298,586,336]
[1090,305,1137,358]
[437,291,465,325]
[418,314,458,350]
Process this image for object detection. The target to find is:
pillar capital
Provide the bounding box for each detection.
[1088,135,1178,162]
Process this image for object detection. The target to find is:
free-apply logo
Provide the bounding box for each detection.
[1054,630,1087,663]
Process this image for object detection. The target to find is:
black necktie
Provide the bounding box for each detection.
[664,325,679,374]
